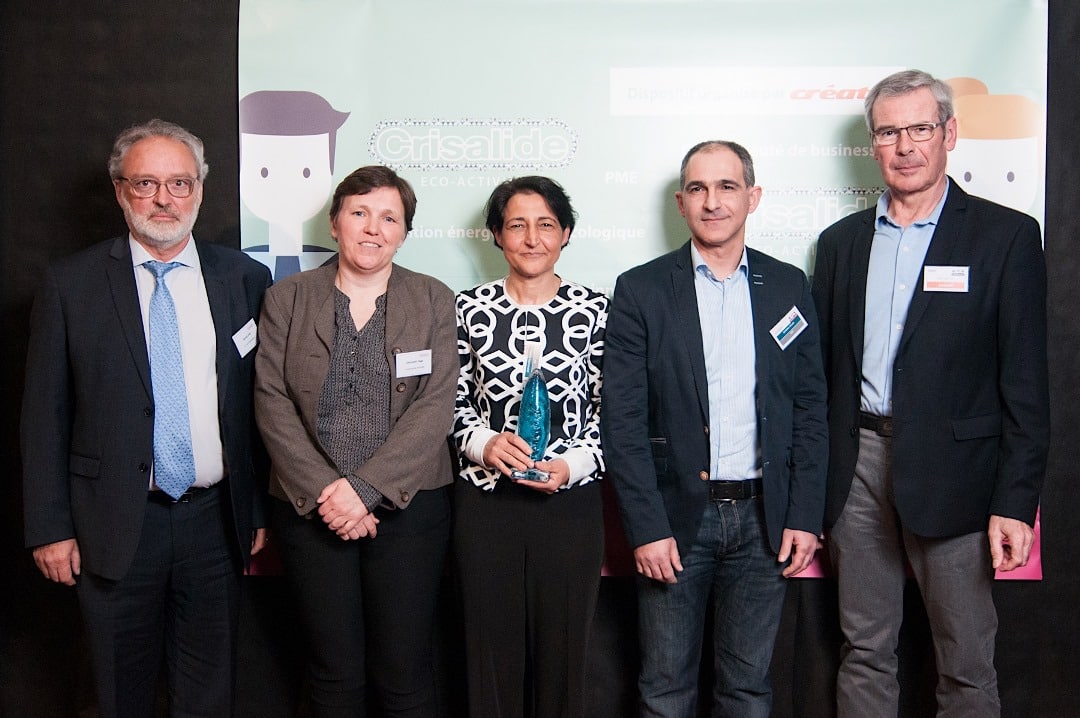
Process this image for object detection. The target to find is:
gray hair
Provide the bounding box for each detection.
[864,69,954,132]
[679,140,755,189]
[108,119,209,180]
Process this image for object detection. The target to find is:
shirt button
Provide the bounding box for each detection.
[699,471,709,481]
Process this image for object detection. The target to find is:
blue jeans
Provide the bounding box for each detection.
[636,497,787,718]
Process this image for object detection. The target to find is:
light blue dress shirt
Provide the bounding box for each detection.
[861,182,950,416]
[692,243,761,481]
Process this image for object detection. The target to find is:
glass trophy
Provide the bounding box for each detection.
[511,343,551,482]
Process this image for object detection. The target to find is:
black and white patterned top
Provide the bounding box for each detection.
[454,278,608,491]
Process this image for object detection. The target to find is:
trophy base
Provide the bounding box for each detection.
[511,468,551,483]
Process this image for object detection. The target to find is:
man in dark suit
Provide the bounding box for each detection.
[21,119,272,717]
[811,70,1049,718]
[603,140,828,718]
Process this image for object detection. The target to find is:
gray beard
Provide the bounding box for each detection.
[124,204,199,250]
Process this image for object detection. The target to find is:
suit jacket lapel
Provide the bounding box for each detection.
[312,265,337,351]
[384,264,408,353]
[672,244,710,420]
[848,214,874,370]
[198,241,236,411]
[746,252,771,417]
[899,183,966,353]
[106,237,152,397]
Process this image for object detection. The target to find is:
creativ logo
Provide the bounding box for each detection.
[369,118,578,171]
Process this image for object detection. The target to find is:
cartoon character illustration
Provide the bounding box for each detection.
[947,77,1042,214]
[240,90,350,279]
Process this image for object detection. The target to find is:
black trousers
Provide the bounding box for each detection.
[77,483,240,718]
[271,486,450,718]
[453,479,604,718]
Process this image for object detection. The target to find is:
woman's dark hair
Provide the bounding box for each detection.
[329,165,417,231]
[484,176,576,248]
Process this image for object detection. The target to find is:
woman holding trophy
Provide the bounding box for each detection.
[453,176,608,718]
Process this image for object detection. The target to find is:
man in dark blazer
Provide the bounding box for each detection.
[603,140,828,718]
[21,119,272,717]
[811,70,1049,718]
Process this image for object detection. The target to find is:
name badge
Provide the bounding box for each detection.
[923,265,969,292]
[770,306,808,351]
[395,349,432,378]
[232,318,257,358]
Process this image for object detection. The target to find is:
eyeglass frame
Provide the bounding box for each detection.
[115,176,200,199]
[869,122,945,146]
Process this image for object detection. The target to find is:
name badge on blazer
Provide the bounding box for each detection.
[770,306,808,350]
[232,318,257,357]
[923,266,969,292]
[396,349,432,378]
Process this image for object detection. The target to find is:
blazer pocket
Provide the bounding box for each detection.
[951,413,1002,441]
[68,453,100,479]
[650,437,668,475]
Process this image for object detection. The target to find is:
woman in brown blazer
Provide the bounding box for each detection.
[255,166,457,717]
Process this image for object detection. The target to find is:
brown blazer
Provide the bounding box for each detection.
[254,261,457,515]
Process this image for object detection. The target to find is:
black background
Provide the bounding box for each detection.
[2,2,1077,716]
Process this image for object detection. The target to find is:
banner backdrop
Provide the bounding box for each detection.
[239,0,1048,578]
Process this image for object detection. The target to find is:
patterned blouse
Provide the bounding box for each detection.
[315,289,388,509]
[454,278,608,491]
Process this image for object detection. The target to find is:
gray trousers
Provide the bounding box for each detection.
[830,428,1000,718]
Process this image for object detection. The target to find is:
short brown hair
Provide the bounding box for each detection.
[329,165,418,231]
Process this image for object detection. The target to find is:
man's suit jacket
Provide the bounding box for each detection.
[603,242,828,555]
[254,261,457,515]
[21,236,272,581]
[811,180,1049,537]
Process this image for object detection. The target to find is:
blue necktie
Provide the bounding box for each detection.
[145,261,196,499]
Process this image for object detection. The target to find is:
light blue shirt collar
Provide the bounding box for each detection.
[875,180,950,230]
[691,242,749,282]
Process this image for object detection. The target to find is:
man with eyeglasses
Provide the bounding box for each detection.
[21,119,271,717]
[812,69,1048,717]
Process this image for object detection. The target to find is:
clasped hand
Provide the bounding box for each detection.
[318,478,379,541]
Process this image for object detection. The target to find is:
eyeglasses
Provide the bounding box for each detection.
[870,122,943,146]
[117,176,199,198]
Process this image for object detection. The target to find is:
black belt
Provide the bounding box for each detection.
[708,479,762,502]
[859,411,893,438]
[147,482,223,505]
